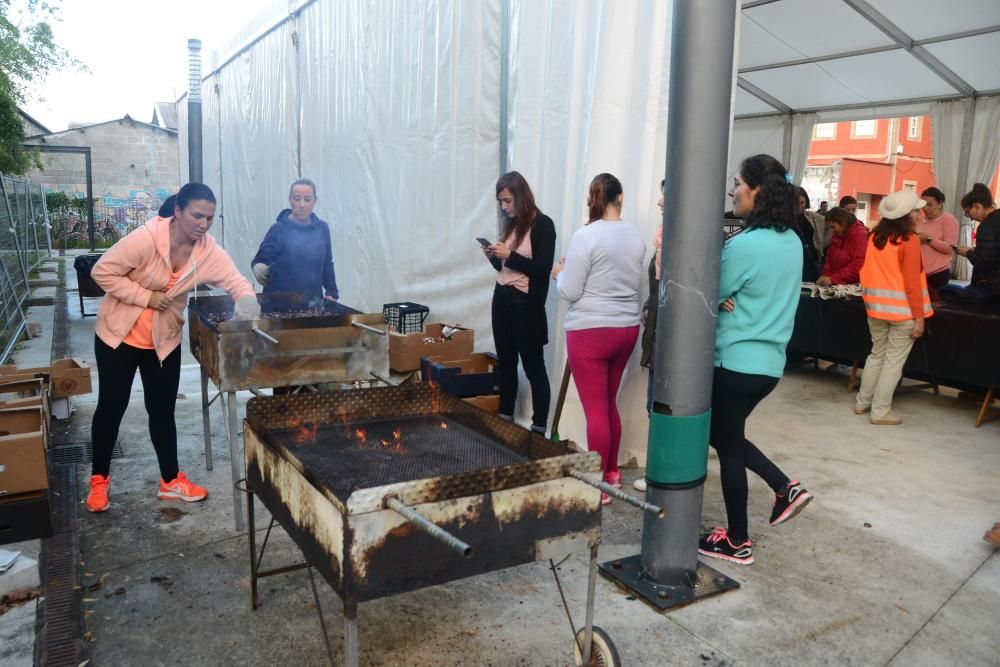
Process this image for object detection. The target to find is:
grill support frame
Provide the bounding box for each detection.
[242,467,604,667]
[240,385,610,665]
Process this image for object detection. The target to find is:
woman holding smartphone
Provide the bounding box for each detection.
[482,171,556,434]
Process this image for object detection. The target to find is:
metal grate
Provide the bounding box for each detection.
[36,463,83,666]
[278,415,527,502]
[51,259,68,359]
[48,441,123,465]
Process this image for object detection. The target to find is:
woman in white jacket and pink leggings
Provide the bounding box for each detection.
[552,173,646,504]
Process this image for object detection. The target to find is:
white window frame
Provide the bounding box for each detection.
[813,122,836,140]
[852,119,877,138]
[902,180,918,193]
[908,117,921,140]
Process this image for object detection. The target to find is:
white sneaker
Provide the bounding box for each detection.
[632,477,647,492]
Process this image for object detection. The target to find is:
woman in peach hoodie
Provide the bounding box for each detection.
[86,183,259,513]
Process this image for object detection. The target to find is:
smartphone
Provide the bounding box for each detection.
[476,237,491,247]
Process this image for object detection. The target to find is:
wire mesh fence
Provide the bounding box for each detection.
[1,173,53,363]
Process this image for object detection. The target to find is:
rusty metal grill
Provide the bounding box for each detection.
[276,415,528,502]
[241,383,628,665]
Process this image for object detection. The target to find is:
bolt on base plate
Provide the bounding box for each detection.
[599,554,740,611]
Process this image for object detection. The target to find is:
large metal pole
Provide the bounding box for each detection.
[187,38,204,183]
[951,98,976,279]
[643,0,739,604]
[498,0,510,176]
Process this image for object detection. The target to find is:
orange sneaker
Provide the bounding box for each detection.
[158,472,208,502]
[86,475,110,512]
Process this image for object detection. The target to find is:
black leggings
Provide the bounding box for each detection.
[492,284,550,429]
[91,336,181,481]
[709,366,790,542]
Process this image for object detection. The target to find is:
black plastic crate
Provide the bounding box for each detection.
[382,302,429,334]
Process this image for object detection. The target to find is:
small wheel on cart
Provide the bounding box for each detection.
[573,625,621,667]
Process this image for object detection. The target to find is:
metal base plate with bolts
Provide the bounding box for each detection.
[599,555,740,611]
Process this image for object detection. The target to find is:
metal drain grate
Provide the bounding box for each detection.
[36,260,83,666]
[36,463,83,666]
[49,441,123,465]
[51,260,69,359]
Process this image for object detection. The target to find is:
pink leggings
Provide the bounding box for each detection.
[566,326,640,474]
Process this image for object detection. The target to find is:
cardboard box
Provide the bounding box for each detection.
[462,395,500,413]
[0,397,49,443]
[0,396,45,410]
[0,358,92,398]
[422,353,500,397]
[0,491,52,545]
[388,323,474,372]
[0,377,45,401]
[0,407,48,498]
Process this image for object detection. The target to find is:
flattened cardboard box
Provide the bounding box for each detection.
[0,407,48,497]
[0,358,92,398]
[388,323,474,371]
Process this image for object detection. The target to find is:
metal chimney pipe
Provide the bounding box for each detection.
[187,38,203,183]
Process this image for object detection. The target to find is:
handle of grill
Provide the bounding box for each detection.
[384,496,473,558]
[351,321,387,335]
[252,327,279,344]
[566,468,665,518]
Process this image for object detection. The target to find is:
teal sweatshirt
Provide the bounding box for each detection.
[715,227,803,378]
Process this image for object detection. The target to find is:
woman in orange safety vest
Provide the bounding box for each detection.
[855,190,934,425]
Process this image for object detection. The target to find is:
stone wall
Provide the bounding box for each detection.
[23,117,179,204]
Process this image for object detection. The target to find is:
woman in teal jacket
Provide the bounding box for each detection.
[698,154,814,566]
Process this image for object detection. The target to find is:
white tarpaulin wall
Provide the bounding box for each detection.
[178,0,673,466]
[506,1,672,466]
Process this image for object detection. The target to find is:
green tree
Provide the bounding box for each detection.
[0,0,79,174]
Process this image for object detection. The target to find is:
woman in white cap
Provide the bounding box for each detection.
[855,190,934,425]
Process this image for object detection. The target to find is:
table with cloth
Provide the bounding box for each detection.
[787,293,1000,426]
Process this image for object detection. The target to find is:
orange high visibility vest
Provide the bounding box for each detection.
[859,236,933,321]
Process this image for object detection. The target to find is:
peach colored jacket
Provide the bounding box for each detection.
[92,216,255,361]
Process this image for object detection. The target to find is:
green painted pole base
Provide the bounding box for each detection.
[646,409,711,486]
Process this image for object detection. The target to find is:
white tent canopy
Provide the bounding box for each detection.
[177,0,999,466]
[730,0,1000,274]
[734,0,1000,119]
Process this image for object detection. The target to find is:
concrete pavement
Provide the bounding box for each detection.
[6,257,999,666]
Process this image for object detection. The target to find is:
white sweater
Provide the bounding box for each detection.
[556,220,646,331]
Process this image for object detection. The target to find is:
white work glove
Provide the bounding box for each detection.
[233,294,261,320]
[252,263,271,286]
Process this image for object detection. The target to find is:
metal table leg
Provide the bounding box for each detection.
[307,564,337,667]
[200,365,213,470]
[344,602,360,667]
[227,390,245,531]
[247,484,257,609]
[582,544,597,664]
